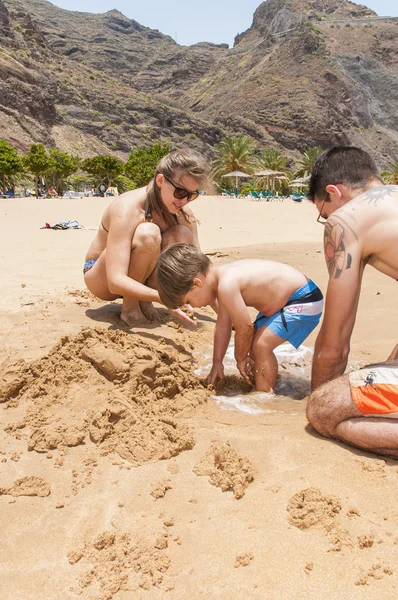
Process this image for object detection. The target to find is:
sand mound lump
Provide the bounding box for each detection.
[287,488,342,532]
[0,476,50,497]
[193,441,254,499]
[3,328,208,465]
[69,530,171,597]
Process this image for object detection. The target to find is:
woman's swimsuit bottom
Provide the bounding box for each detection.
[83,199,153,274]
[253,279,324,349]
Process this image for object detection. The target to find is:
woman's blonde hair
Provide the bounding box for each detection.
[147,149,211,229]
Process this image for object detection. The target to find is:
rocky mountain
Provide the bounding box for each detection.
[1,0,397,164]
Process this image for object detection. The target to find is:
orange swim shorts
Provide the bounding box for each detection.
[349,364,398,417]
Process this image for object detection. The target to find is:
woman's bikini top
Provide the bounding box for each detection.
[101,199,153,233]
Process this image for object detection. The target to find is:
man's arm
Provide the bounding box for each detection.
[312,215,364,389]
[217,281,254,383]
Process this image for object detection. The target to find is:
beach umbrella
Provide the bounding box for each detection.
[288,176,310,193]
[289,175,310,184]
[221,170,251,190]
[254,169,287,192]
[254,169,286,177]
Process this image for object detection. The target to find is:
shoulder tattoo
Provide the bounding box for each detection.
[360,185,398,206]
[324,220,353,279]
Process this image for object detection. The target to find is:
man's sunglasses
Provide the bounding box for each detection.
[164,175,199,202]
[316,194,329,225]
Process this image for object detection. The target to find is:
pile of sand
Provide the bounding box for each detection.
[1,327,209,465]
[68,530,172,597]
[193,441,254,499]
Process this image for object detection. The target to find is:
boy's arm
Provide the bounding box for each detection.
[217,281,254,383]
[206,303,232,384]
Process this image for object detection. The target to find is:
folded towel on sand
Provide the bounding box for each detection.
[41,220,84,230]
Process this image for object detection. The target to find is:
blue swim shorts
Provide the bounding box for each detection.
[253,279,324,349]
[83,258,98,274]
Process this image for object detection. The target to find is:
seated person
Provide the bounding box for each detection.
[83,149,210,327]
[157,244,323,392]
[307,344,398,458]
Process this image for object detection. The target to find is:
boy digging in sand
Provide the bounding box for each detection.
[157,244,324,392]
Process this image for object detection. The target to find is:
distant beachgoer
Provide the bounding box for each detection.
[157,244,323,392]
[84,149,211,327]
[47,186,57,198]
[305,145,398,456]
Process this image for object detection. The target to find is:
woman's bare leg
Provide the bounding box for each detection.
[84,222,162,326]
[122,223,162,325]
[140,224,195,318]
[251,327,286,392]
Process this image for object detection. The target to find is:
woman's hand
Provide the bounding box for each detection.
[205,361,224,385]
[168,305,197,327]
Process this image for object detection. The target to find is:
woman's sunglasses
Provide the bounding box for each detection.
[164,175,199,202]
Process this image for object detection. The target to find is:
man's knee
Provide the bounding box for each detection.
[306,376,352,439]
[306,387,334,438]
[134,222,161,250]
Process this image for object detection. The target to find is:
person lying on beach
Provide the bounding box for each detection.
[83,149,211,327]
[156,243,323,392]
[304,145,398,456]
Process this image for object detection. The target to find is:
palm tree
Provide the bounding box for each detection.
[259,148,289,173]
[294,146,323,178]
[381,161,398,185]
[212,136,257,181]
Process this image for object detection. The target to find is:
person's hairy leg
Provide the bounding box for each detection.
[335,417,398,458]
[307,375,398,458]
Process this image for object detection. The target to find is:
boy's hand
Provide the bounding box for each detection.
[169,305,197,327]
[205,361,224,385]
[237,358,252,384]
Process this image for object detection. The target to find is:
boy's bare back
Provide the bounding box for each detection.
[216,259,308,316]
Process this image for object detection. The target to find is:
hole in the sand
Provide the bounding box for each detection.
[108,412,123,425]
[195,342,315,415]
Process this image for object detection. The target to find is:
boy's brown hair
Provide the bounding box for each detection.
[157,243,211,308]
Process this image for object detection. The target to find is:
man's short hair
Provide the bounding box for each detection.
[307,146,381,202]
[157,243,211,308]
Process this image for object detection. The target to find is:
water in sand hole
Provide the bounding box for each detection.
[195,341,313,415]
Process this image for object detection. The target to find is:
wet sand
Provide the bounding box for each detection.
[1,196,398,599]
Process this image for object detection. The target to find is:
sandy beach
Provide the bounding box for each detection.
[1,195,398,599]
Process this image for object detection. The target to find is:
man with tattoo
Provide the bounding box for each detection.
[305,146,398,457]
